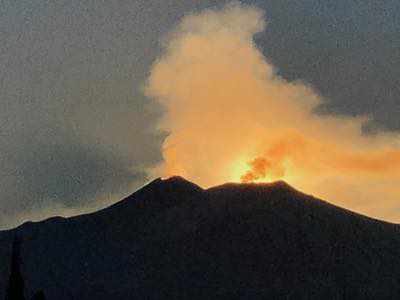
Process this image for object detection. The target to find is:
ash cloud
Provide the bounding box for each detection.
[147,2,400,222]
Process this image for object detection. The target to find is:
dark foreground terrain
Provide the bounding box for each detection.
[1,177,400,299]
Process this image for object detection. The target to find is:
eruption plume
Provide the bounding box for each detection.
[146,2,400,222]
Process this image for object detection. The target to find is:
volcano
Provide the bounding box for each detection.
[1,177,400,299]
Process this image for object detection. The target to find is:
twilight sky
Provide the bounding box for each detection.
[1,0,399,229]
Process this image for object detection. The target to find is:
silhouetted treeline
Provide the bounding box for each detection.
[5,237,46,300]
[31,291,46,300]
[5,237,25,300]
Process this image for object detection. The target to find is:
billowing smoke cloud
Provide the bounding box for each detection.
[146,2,400,222]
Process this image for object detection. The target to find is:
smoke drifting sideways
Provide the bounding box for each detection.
[146,2,400,222]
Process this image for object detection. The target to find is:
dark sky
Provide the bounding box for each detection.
[1,0,399,228]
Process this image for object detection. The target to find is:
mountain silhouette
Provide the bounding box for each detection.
[1,176,400,299]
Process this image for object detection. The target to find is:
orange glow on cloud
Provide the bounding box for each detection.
[146,2,400,222]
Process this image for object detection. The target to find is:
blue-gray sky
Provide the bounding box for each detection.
[1,0,399,228]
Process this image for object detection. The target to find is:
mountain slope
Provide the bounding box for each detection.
[1,177,400,299]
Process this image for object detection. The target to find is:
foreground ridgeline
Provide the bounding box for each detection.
[1,177,400,299]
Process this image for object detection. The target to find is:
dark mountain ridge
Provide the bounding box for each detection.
[1,177,400,299]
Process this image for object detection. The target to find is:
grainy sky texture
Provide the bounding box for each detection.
[1,0,399,228]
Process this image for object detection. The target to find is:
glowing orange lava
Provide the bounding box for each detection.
[229,157,277,184]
